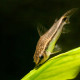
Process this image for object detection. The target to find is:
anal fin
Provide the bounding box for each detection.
[51,44,62,54]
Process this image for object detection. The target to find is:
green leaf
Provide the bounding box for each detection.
[21,47,80,80]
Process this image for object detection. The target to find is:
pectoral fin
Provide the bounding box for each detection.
[37,23,47,36]
[62,26,70,34]
[54,18,58,23]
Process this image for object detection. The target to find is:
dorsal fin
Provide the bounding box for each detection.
[37,23,47,36]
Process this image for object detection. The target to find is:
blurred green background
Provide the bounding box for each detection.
[1,0,80,80]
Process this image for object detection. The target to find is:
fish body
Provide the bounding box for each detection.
[33,8,78,66]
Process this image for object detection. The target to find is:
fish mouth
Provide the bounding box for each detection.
[63,8,78,18]
[62,8,78,24]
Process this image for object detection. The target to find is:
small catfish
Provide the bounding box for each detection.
[33,8,78,66]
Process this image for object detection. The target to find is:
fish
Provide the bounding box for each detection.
[33,8,78,66]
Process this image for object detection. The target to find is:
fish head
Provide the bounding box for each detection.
[61,8,78,24]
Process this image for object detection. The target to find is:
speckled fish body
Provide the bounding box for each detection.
[33,8,78,66]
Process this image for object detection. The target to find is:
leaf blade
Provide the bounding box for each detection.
[21,47,80,80]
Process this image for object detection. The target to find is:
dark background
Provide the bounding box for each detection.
[1,0,80,80]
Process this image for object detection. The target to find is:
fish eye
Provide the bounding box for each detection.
[63,16,67,21]
[39,55,44,60]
